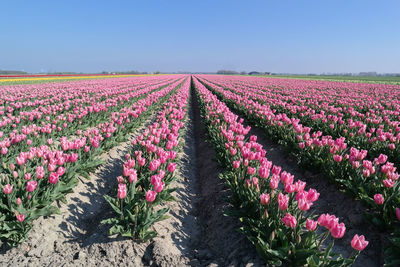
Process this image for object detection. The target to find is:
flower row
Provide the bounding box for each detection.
[193,77,367,266]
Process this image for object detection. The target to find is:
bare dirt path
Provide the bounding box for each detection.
[189,87,264,267]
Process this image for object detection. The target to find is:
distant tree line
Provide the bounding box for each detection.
[0,70,28,75]
[101,70,148,74]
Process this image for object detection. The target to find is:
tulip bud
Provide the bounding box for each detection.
[263,209,269,219]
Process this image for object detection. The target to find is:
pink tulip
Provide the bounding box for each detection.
[154,181,165,193]
[2,184,13,194]
[260,193,270,205]
[331,222,346,238]
[48,163,56,172]
[233,160,240,169]
[1,147,7,155]
[116,176,125,184]
[396,208,400,221]
[129,171,137,183]
[16,214,25,223]
[16,155,26,166]
[138,157,146,166]
[278,193,289,211]
[306,219,317,231]
[306,188,320,202]
[298,198,312,211]
[26,181,37,192]
[333,155,342,162]
[48,172,59,184]
[373,194,384,205]
[285,183,295,193]
[294,180,306,192]
[167,162,176,173]
[56,167,65,176]
[36,166,45,179]
[383,179,395,188]
[16,198,22,205]
[145,190,157,203]
[270,176,279,189]
[247,166,256,175]
[258,166,270,179]
[117,183,127,199]
[377,154,388,164]
[351,234,369,251]
[281,213,297,228]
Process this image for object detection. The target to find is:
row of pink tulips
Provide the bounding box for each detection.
[0,76,185,246]
[193,76,367,266]
[197,75,400,265]
[102,77,190,241]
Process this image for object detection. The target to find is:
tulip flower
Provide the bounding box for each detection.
[117,183,127,199]
[278,193,289,211]
[145,190,157,203]
[331,222,346,238]
[351,234,369,251]
[26,181,38,192]
[306,219,317,231]
[233,160,240,169]
[2,184,13,195]
[258,166,270,179]
[167,162,176,173]
[48,172,59,184]
[36,166,45,179]
[281,213,297,228]
[16,214,25,223]
[260,193,270,205]
[373,194,384,205]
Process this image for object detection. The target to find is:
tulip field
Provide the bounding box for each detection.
[1,74,400,266]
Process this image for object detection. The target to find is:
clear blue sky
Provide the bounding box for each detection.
[1,0,399,74]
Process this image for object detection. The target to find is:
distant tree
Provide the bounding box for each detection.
[248,71,260,75]
[217,70,239,75]
[0,70,28,75]
[240,71,247,75]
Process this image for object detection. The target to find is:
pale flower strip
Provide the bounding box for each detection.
[197,75,400,227]
[0,76,185,246]
[103,77,190,240]
[193,77,367,266]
